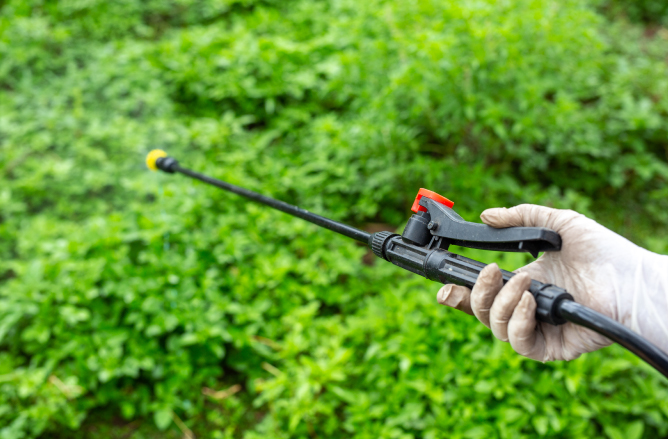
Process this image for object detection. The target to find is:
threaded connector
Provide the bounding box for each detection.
[370,231,398,261]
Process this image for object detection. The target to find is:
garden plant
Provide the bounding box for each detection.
[1,0,668,437]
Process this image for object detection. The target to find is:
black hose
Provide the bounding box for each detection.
[558,300,668,378]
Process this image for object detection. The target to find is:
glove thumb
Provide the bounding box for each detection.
[481,204,568,229]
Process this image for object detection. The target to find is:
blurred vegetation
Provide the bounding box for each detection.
[599,0,668,26]
[1,0,668,437]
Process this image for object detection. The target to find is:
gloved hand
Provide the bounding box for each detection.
[437,204,668,361]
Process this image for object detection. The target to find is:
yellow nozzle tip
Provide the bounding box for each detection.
[146,149,168,171]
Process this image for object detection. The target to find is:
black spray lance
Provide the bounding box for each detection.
[146,150,668,378]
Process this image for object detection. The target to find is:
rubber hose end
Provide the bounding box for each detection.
[146,149,168,171]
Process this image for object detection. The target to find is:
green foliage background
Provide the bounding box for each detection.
[1,0,668,437]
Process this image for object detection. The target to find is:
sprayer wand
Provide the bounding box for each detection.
[146,150,668,378]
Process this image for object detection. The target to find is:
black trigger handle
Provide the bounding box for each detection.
[407,198,561,257]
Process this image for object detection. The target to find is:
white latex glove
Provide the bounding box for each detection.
[437,204,668,361]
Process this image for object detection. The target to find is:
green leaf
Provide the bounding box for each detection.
[626,421,644,439]
[153,409,172,431]
[533,416,549,436]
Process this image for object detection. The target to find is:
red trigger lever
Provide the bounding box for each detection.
[411,188,454,213]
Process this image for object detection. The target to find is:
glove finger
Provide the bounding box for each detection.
[489,272,532,342]
[514,260,551,284]
[481,204,578,230]
[470,263,503,328]
[437,284,473,315]
[508,291,546,360]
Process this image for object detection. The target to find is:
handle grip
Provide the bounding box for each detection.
[408,198,561,257]
[371,232,573,325]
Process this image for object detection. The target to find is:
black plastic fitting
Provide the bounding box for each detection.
[156,156,179,173]
[402,212,432,246]
[370,231,398,260]
[370,233,572,325]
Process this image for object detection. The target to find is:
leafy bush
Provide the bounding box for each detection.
[1,0,668,437]
[598,0,668,26]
